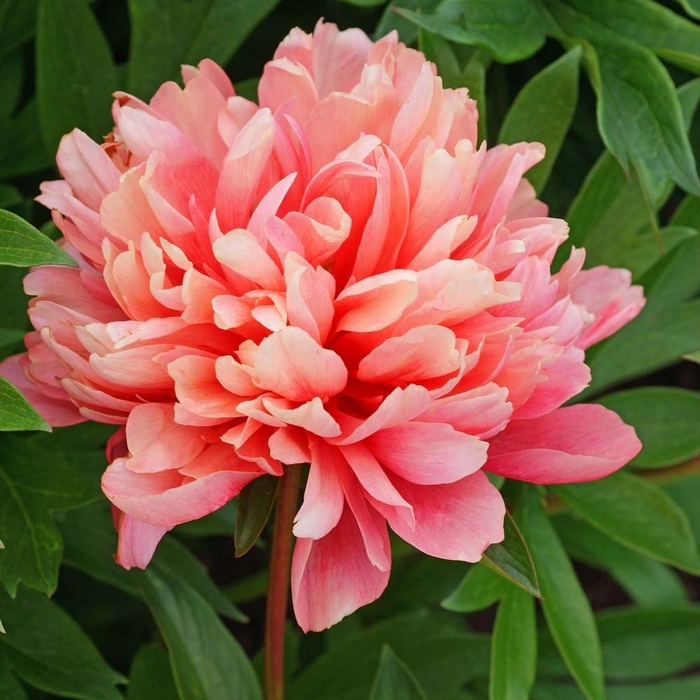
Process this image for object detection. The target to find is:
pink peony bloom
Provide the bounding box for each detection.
[1,21,644,631]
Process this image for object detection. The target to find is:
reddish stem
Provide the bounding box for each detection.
[264,465,301,700]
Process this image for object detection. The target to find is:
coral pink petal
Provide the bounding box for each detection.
[291,503,390,633]
[375,471,505,561]
[254,326,347,402]
[486,404,642,483]
[102,447,261,526]
[113,509,170,569]
[293,441,345,539]
[124,403,207,473]
[0,354,84,426]
[367,421,488,485]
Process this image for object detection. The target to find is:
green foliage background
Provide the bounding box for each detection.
[2,0,700,698]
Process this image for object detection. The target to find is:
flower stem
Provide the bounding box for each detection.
[264,465,301,700]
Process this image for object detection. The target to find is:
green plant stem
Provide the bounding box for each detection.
[264,465,301,700]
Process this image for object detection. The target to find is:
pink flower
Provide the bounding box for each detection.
[1,21,644,631]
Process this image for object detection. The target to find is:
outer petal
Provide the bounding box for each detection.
[291,503,390,632]
[113,508,170,569]
[486,404,642,483]
[374,470,505,561]
[0,353,84,426]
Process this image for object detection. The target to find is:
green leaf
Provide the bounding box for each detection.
[0,186,21,210]
[338,0,387,5]
[597,387,700,468]
[534,677,700,700]
[499,46,581,193]
[374,0,443,45]
[128,0,281,99]
[0,436,96,596]
[482,511,540,597]
[36,0,119,155]
[141,569,262,700]
[583,36,700,198]
[0,1,38,58]
[555,515,688,608]
[516,486,604,700]
[0,102,52,179]
[0,210,76,267]
[61,502,247,621]
[369,646,428,700]
[0,378,50,432]
[0,51,23,119]
[235,474,278,557]
[289,612,491,700]
[553,472,700,574]
[538,605,700,682]
[127,643,179,700]
[489,587,536,700]
[675,0,700,19]
[582,237,700,396]
[545,0,700,73]
[0,662,28,700]
[183,0,281,67]
[0,586,125,699]
[671,194,700,228]
[397,0,550,63]
[441,562,512,613]
[608,225,697,281]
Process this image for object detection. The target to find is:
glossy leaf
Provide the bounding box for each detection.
[397,0,550,63]
[582,237,700,396]
[141,569,262,700]
[0,210,76,268]
[675,0,700,19]
[0,102,52,179]
[37,0,119,155]
[369,646,428,700]
[0,436,96,596]
[0,586,125,699]
[61,502,247,621]
[538,605,700,682]
[555,515,688,608]
[553,471,700,574]
[374,0,442,45]
[490,586,537,700]
[127,643,179,700]
[0,378,50,432]
[584,36,700,197]
[597,387,700,467]
[499,46,581,193]
[482,511,540,597]
[289,612,491,700]
[534,677,700,700]
[516,486,604,700]
[234,474,278,557]
[545,0,700,73]
[441,562,512,613]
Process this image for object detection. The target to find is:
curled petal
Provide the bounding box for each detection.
[487,404,642,483]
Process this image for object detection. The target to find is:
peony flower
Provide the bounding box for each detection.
[1,21,644,632]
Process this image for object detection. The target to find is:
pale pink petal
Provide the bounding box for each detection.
[569,266,645,349]
[486,404,642,483]
[291,503,390,633]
